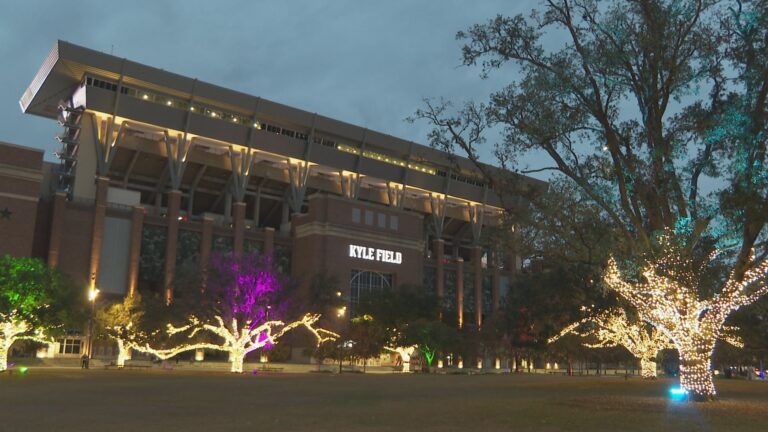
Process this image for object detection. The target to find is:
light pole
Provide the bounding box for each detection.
[336,305,346,374]
[265,305,272,369]
[87,288,100,363]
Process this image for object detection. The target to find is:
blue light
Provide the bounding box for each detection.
[669,386,688,400]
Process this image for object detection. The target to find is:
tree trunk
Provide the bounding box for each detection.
[401,350,411,373]
[679,346,716,401]
[640,357,657,379]
[116,339,131,368]
[0,337,11,372]
[231,349,246,373]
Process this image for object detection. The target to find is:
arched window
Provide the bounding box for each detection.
[350,270,392,310]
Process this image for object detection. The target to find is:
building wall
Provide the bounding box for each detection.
[0,141,43,258]
[57,203,95,286]
[292,194,424,299]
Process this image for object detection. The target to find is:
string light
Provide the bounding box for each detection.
[0,311,51,372]
[549,308,673,379]
[604,233,768,400]
[384,345,417,372]
[134,313,336,373]
[101,321,149,368]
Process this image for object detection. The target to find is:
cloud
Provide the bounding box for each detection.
[0,0,541,174]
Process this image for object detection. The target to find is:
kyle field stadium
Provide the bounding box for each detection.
[1,41,542,365]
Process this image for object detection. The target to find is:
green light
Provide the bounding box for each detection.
[422,349,435,366]
[18,367,28,374]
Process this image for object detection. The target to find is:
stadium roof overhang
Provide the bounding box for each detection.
[21,41,547,217]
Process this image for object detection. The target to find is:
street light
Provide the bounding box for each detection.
[87,288,100,363]
[336,306,346,374]
[264,305,272,369]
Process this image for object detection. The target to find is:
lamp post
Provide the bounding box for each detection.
[87,288,100,362]
[265,305,272,369]
[336,305,346,374]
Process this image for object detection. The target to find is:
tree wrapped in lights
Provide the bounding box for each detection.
[139,254,337,373]
[0,256,81,371]
[384,345,417,373]
[549,308,674,378]
[605,236,768,400]
[0,312,50,371]
[416,0,768,400]
[356,284,457,372]
[96,294,150,368]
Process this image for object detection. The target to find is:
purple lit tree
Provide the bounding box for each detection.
[138,253,336,373]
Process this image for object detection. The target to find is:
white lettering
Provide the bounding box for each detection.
[348,244,403,265]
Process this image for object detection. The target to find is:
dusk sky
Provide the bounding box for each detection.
[0,1,547,176]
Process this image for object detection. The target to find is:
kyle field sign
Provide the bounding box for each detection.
[348,244,402,264]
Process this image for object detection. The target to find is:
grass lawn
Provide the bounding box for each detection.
[1,369,767,431]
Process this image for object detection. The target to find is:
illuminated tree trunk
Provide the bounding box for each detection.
[0,337,12,372]
[400,350,412,373]
[116,339,131,368]
[385,346,416,373]
[639,357,657,379]
[230,348,246,373]
[679,343,717,401]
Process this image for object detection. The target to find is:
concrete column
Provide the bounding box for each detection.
[281,201,290,223]
[200,216,213,290]
[263,227,275,259]
[456,257,464,328]
[224,193,232,219]
[492,249,501,311]
[88,176,109,290]
[472,246,483,328]
[126,205,144,297]
[252,193,261,228]
[163,189,182,304]
[232,201,246,257]
[47,192,68,268]
[434,239,445,303]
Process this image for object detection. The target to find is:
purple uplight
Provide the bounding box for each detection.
[209,253,285,327]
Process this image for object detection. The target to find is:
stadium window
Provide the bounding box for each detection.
[389,215,399,231]
[378,213,386,228]
[365,210,373,225]
[352,208,361,223]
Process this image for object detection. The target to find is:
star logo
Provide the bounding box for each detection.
[0,207,12,220]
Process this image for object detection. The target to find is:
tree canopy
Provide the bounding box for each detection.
[415,0,768,399]
[0,255,82,335]
[0,255,83,371]
[415,0,767,269]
